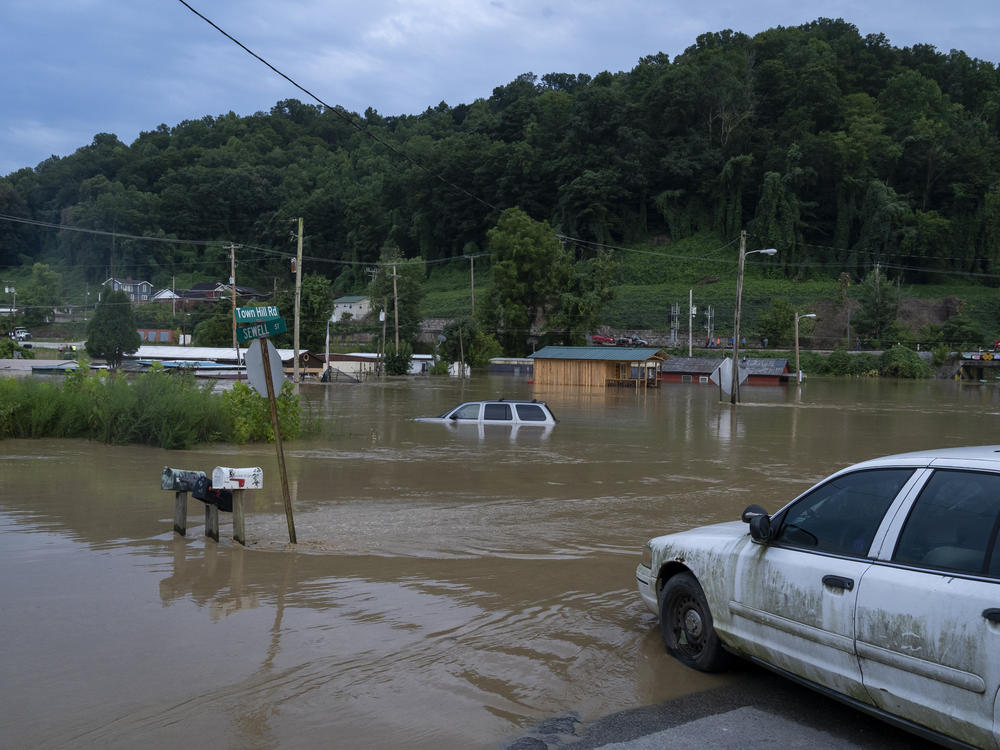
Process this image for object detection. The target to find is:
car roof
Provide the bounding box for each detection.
[849,445,1000,471]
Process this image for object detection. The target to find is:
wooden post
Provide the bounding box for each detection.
[173,491,187,536]
[232,489,246,546]
[205,502,219,542]
[260,341,296,543]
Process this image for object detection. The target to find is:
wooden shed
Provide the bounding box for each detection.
[528,346,667,387]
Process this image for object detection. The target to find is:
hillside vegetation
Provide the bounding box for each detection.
[1,18,998,347]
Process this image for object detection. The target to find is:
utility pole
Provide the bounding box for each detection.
[224,243,242,354]
[293,217,303,383]
[688,289,694,357]
[731,231,747,405]
[392,264,400,353]
[669,303,679,348]
[469,255,475,313]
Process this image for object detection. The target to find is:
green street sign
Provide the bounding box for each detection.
[235,305,281,323]
[237,316,287,342]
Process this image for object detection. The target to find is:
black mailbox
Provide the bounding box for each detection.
[192,475,234,513]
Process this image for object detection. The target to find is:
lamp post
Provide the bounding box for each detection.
[731,231,777,404]
[794,312,817,384]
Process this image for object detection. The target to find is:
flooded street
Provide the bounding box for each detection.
[3,375,1000,748]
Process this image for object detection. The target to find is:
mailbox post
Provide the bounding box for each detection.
[212,466,263,546]
[161,467,207,536]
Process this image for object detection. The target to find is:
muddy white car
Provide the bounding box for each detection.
[637,446,1000,749]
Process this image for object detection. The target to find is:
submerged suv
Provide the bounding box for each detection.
[415,399,557,426]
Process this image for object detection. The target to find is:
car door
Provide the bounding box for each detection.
[857,468,1000,749]
[482,402,513,424]
[729,468,916,699]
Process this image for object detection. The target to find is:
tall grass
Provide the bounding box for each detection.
[0,368,237,449]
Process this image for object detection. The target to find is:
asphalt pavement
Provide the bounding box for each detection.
[504,664,940,750]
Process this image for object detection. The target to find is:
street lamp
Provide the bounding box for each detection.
[794,312,817,384]
[731,231,777,404]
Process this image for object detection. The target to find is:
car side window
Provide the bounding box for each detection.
[774,468,914,557]
[515,404,546,422]
[452,403,480,420]
[893,469,1000,577]
[483,403,512,421]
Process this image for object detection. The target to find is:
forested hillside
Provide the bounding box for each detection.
[1,17,998,301]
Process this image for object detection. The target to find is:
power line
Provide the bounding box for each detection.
[175,0,499,215]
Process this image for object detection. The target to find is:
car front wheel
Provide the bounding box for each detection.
[659,572,729,672]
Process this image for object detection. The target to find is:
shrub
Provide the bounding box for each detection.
[879,345,929,378]
[383,341,414,376]
[223,380,300,444]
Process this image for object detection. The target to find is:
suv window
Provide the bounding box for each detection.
[451,403,481,420]
[515,404,546,422]
[483,403,512,421]
[775,468,913,557]
[893,469,1000,577]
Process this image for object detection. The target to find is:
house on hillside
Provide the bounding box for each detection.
[333,296,371,322]
[176,282,268,308]
[529,346,667,388]
[103,277,153,304]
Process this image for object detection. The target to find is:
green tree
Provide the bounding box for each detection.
[940,312,984,348]
[85,290,141,368]
[853,267,900,345]
[757,298,796,347]
[193,300,235,347]
[481,208,570,354]
[272,273,334,352]
[18,263,63,326]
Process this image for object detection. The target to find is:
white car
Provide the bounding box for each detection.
[414,399,557,426]
[637,446,1000,749]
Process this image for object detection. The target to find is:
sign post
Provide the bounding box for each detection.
[236,307,296,544]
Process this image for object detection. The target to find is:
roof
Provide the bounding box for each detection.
[529,346,665,361]
[743,358,789,376]
[660,356,790,376]
[127,345,299,363]
[660,357,722,374]
[334,295,368,304]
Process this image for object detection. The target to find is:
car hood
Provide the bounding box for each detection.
[648,519,747,551]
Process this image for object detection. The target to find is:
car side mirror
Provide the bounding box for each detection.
[742,504,773,542]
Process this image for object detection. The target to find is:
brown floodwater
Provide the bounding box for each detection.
[2,374,1000,748]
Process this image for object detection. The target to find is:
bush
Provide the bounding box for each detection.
[383,341,414,376]
[879,345,929,378]
[222,380,301,444]
[0,368,298,448]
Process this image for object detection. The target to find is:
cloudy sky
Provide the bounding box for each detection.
[1,0,997,176]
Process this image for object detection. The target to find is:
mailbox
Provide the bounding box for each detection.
[161,467,207,492]
[212,466,263,490]
[192,475,234,513]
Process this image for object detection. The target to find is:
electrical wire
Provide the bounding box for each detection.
[175,0,498,215]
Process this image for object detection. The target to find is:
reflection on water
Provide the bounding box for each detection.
[2,376,998,747]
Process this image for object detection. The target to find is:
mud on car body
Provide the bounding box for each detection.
[637,446,1000,750]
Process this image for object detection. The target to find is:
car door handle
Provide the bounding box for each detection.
[984,609,1000,623]
[822,575,854,591]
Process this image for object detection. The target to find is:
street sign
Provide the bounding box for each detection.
[235,305,281,323]
[237,316,287,342]
[244,338,285,398]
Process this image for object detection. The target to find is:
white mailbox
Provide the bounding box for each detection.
[212,466,263,490]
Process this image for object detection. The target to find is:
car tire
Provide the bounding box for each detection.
[659,572,729,672]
